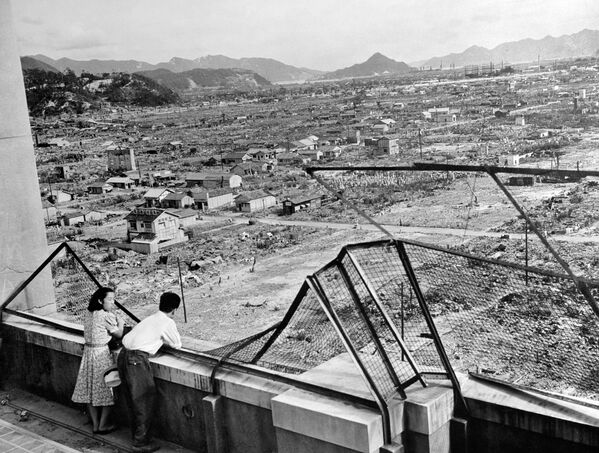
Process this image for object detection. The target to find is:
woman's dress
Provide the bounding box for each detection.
[71,310,117,406]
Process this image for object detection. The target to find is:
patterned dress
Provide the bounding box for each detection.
[72,310,118,406]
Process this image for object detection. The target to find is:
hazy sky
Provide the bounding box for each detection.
[11,0,599,71]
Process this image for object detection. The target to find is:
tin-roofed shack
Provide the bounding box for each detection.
[282,194,323,215]
[190,188,234,211]
[235,190,277,213]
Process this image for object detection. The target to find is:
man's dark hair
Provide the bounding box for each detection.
[88,287,114,312]
[159,292,181,313]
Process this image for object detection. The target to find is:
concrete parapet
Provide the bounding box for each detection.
[3,316,598,453]
[0,316,284,452]
[404,383,454,435]
[462,375,599,452]
[272,388,383,453]
[272,351,456,453]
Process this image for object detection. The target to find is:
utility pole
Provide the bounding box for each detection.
[525,219,529,285]
[418,128,423,160]
[137,154,143,186]
[220,143,224,172]
[47,175,53,200]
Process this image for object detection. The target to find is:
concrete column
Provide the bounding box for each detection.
[404,385,454,453]
[202,394,226,453]
[0,0,55,313]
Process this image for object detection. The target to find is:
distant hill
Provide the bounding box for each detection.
[29,54,156,75]
[419,29,599,68]
[21,67,179,116]
[28,54,321,83]
[155,57,204,73]
[321,53,413,80]
[195,55,322,83]
[20,56,59,72]
[136,67,272,92]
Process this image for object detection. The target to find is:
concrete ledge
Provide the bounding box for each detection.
[404,383,454,435]
[272,388,383,453]
[275,427,365,453]
[298,353,373,401]
[462,375,599,447]
[1,316,290,409]
[2,316,83,356]
[216,366,289,410]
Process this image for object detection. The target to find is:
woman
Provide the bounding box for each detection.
[72,287,124,434]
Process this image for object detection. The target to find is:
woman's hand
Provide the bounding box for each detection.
[112,315,125,339]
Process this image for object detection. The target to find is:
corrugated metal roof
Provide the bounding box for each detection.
[166,208,197,218]
[185,172,232,181]
[163,192,191,201]
[106,177,134,184]
[125,208,176,222]
[143,188,172,198]
[236,190,275,203]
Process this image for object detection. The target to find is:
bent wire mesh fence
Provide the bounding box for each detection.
[3,239,599,406]
[204,238,599,403]
[0,243,139,328]
[51,245,139,327]
[402,239,599,398]
[204,281,347,375]
[346,242,446,374]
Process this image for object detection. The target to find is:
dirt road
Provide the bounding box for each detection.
[208,214,599,244]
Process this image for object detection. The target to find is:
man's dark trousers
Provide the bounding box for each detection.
[117,348,156,447]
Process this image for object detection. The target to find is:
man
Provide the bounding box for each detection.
[117,292,182,453]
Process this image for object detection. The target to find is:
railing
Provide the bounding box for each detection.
[3,238,599,443]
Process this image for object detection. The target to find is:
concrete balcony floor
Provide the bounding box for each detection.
[0,385,194,453]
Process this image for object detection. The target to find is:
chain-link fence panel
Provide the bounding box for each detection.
[204,283,346,374]
[12,244,140,328]
[51,248,101,324]
[403,240,599,400]
[314,261,405,401]
[340,252,422,386]
[346,243,446,375]
[255,285,346,373]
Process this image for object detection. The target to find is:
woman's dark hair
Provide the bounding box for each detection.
[88,287,115,312]
[159,291,181,313]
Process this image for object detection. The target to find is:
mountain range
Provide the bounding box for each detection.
[24,28,599,84]
[187,55,321,82]
[29,54,320,83]
[25,52,414,84]
[418,28,599,68]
